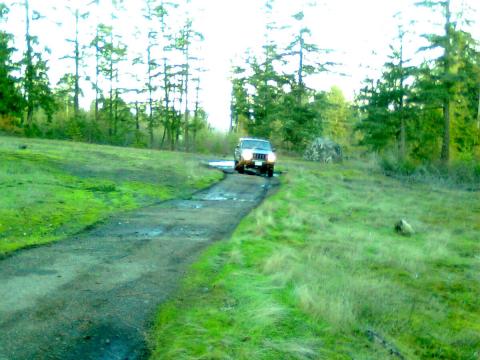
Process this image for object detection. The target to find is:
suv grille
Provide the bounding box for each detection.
[253,153,266,160]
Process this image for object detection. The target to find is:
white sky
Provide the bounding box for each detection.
[3,0,480,131]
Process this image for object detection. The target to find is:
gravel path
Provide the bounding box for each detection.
[0,172,276,360]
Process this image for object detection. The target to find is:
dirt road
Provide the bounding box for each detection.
[0,172,276,360]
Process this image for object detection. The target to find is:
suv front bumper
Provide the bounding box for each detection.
[242,159,274,170]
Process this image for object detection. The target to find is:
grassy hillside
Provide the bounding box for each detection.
[150,159,480,359]
[0,136,222,255]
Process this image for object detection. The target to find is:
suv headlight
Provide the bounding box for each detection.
[242,149,253,161]
[267,153,276,163]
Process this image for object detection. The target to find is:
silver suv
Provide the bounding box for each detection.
[234,138,276,177]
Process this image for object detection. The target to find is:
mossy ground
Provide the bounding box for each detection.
[150,159,480,359]
[0,136,222,255]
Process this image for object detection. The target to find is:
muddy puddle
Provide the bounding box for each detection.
[208,159,280,177]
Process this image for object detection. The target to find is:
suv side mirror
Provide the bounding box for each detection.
[272,147,276,152]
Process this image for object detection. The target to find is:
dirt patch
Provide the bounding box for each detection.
[0,173,278,360]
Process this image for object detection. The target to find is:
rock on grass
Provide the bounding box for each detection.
[395,219,414,236]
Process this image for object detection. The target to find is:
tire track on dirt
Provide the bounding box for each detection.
[0,173,277,360]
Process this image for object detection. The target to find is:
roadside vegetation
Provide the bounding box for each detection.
[0,135,222,255]
[150,158,480,359]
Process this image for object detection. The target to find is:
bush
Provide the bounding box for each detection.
[379,152,417,176]
[446,159,480,185]
[194,129,240,156]
[378,152,480,188]
[0,115,23,135]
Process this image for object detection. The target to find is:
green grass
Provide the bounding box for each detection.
[0,136,222,255]
[150,159,480,359]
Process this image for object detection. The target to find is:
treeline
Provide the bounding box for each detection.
[230,0,480,168]
[230,2,355,151]
[357,0,480,167]
[0,0,207,150]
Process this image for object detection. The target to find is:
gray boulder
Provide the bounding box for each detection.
[395,219,414,236]
[303,137,343,163]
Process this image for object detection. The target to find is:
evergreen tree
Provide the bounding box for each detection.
[139,0,163,147]
[21,0,56,126]
[177,17,203,151]
[449,30,480,153]
[61,3,89,119]
[286,11,332,89]
[281,85,317,149]
[416,0,479,162]
[191,76,205,151]
[248,54,286,139]
[357,25,414,157]
[157,0,178,149]
[0,3,23,117]
[96,23,127,137]
[230,65,250,133]
[89,0,102,123]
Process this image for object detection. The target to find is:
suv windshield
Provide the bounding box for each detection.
[241,140,272,150]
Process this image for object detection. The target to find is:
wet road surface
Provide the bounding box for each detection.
[0,172,277,360]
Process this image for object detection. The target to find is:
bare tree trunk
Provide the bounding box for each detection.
[229,89,235,132]
[170,79,178,151]
[108,32,113,137]
[399,34,406,160]
[441,100,451,163]
[160,0,171,150]
[135,101,140,131]
[145,0,155,148]
[147,44,154,147]
[176,76,184,149]
[24,0,34,126]
[298,31,304,87]
[161,126,167,148]
[74,9,80,118]
[477,84,480,130]
[114,89,118,136]
[193,78,200,152]
[400,116,406,159]
[162,57,172,149]
[184,65,190,152]
[94,27,99,122]
[183,32,191,152]
[441,0,452,164]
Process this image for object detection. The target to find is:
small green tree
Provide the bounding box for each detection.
[54,74,76,118]
[321,86,354,145]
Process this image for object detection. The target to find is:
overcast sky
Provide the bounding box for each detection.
[4,0,480,130]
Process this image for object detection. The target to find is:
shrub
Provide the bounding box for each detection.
[379,152,417,176]
[378,152,480,188]
[446,158,480,185]
[0,115,23,135]
[194,129,240,156]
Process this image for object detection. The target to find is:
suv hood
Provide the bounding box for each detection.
[245,148,273,154]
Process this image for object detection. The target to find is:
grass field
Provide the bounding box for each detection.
[150,159,480,359]
[0,136,222,255]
